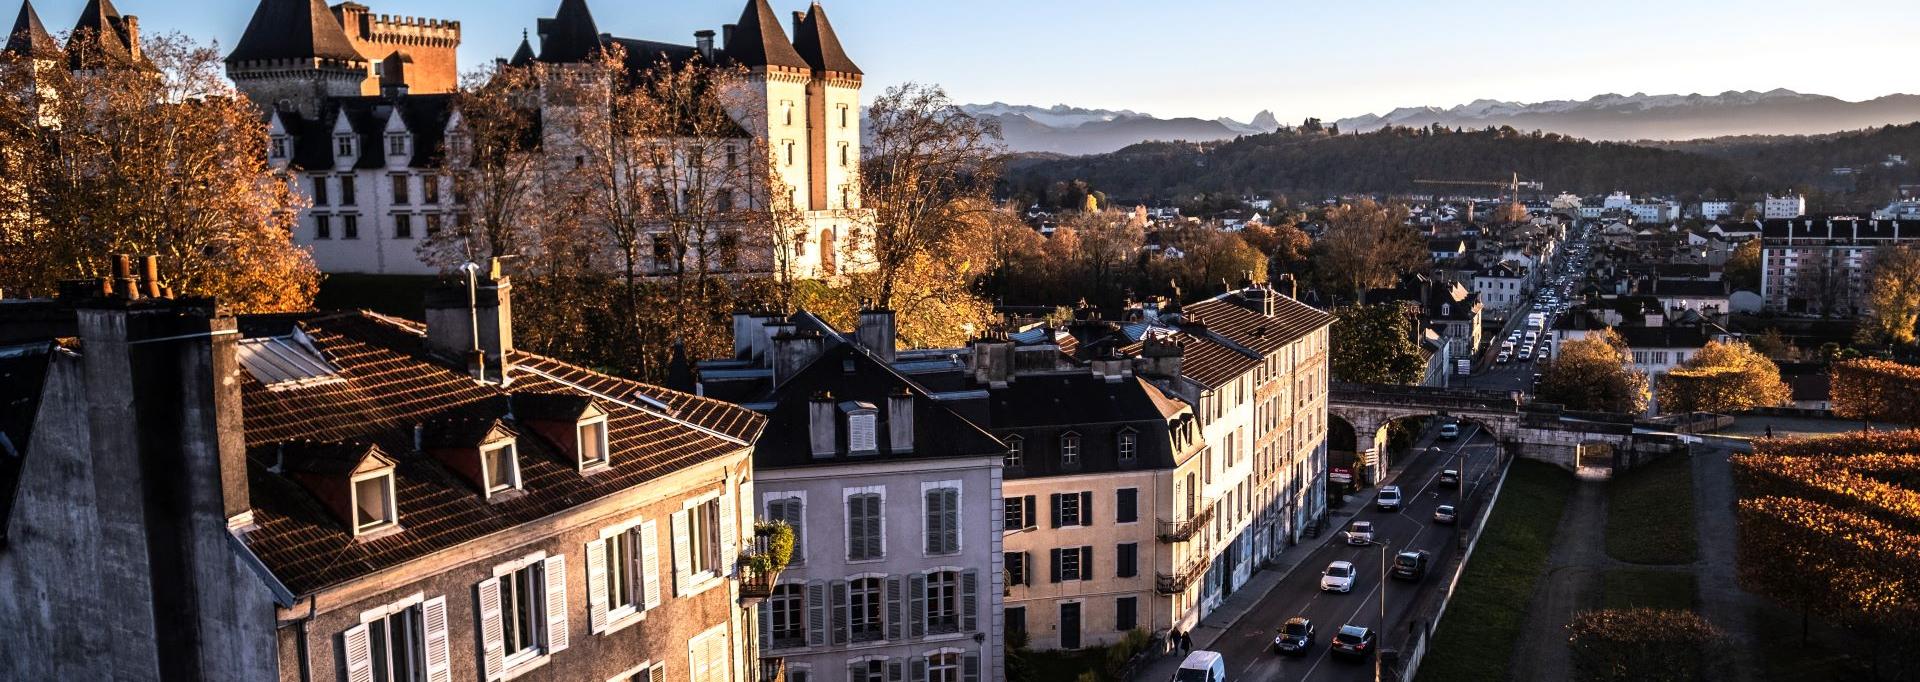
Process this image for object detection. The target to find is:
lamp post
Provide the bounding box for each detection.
[1361,538,1393,682]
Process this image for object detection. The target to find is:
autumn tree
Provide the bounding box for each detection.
[1146,225,1267,299]
[1723,238,1762,291]
[0,34,317,311]
[1859,244,1920,346]
[1657,340,1791,413]
[421,62,555,269]
[1311,199,1428,301]
[1831,358,1920,425]
[859,83,1003,310]
[1538,329,1650,413]
[1051,208,1145,307]
[1329,303,1428,385]
[1239,214,1312,272]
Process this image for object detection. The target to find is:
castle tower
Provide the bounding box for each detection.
[791,2,862,212]
[725,0,814,211]
[225,0,368,118]
[330,2,460,95]
[66,0,142,71]
[4,0,58,63]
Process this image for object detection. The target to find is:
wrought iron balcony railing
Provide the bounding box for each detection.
[1156,498,1217,543]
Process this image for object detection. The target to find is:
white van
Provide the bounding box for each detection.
[1173,650,1227,682]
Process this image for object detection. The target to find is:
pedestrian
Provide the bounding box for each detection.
[1765,425,1774,439]
[1180,630,1192,653]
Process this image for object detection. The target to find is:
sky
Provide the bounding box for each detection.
[20,0,1919,123]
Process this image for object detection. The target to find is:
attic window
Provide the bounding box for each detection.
[238,333,344,390]
[352,470,397,535]
[388,134,409,157]
[270,136,288,160]
[1118,430,1137,462]
[577,417,610,470]
[482,439,521,495]
[336,135,356,158]
[841,401,878,454]
[1060,432,1081,465]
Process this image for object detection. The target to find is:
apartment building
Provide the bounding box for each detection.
[1758,217,1920,314]
[1764,193,1807,220]
[698,309,1005,682]
[0,260,769,681]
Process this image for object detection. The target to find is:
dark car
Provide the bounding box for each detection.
[1272,617,1315,655]
[1438,469,1460,487]
[1391,550,1431,581]
[1329,624,1376,660]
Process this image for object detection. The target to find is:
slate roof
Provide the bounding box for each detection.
[748,343,1005,469]
[535,0,600,63]
[1613,325,1709,350]
[1652,278,1730,298]
[790,3,860,75]
[724,0,809,70]
[226,0,365,66]
[66,0,141,70]
[0,341,54,545]
[4,0,56,58]
[508,31,536,67]
[986,374,1187,478]
[239,311,764,596]
[1178,291,1333,387]
[279,95,454,171]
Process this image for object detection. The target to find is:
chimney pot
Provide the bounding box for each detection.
[809,392,837,457]
[887,390,914,453]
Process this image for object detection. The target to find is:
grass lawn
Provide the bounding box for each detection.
[1416,459,1576,682]
[314,273,439,320]
[1605,452,1699,565]
[1600,569,1698,610]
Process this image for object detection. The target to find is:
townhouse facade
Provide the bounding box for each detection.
[0,259,770,682]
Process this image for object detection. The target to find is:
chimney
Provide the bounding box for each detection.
[856,307,896,363]
[1091,350,1131,383]
[887,389,914,454]
[792,11,805,36]
[122,15,140,63]
[809,392,837,457]
[722,24,736,50]
[694,29,715,59]
[424,258,515,382]
[380,54,410,97]
[772,330,824,387]
[969,333,1016,388]
[1139,336,1184,379]
[1275,273,1298,300]
[113,254,142,300]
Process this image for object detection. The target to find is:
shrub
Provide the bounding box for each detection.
[1568,608,1724,682]
[1831,358,1920,424]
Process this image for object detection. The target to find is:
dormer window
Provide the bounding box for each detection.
[336,135,356,158]
[1060,432,1081,465]
[270,136,288,160]
[577,417,609,469]
[1118,430,1138,463]
[352,470,397,535]
[482,439,521,495]
[841,401,878,454]
[1005,436,1024,468]
[388,133,409,157]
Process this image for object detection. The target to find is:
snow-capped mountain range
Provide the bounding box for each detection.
[955,90,1920,156]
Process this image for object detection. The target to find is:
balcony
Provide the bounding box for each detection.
[738,524,792,604]
[1155,556,1210,595]
[1156,498,1217,543]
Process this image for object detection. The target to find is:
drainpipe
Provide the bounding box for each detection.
[281,596,318,682]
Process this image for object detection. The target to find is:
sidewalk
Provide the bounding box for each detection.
[1131,483,1391,681]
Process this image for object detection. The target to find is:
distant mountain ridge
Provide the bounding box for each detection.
[1333,89,1920,141]
[957,103,1278,156]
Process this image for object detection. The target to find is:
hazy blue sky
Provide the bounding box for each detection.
[23,0,1918,122]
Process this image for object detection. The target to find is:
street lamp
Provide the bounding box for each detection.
[1360,538,1393,682]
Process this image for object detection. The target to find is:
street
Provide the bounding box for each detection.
[1200,422,1503,681]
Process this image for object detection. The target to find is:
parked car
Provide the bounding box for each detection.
[1173,651,1227,682]
[1439,422,1460,441]
[1376,486,1402,511]
[1433,504,1457,524]
[1391,550,1431,580]
[1321,561,1357,593]
[1439,469,1460,487]
[1329,625,1377,659]
[1272,617,1315,655]
[1347,520,1374,546]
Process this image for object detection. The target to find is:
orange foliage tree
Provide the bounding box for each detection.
[1831,358,1920,425]
[1656,340,1791,414]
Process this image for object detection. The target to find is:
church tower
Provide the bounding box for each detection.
[225,0,368,118]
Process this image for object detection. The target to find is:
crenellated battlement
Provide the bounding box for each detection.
[358,14,462,48]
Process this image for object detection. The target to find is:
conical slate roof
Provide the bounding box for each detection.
[67,0,138,70]
[535,0,600,63]
[790,2,859,76]
[226,0,365,65]
[4,0,58,59]
[724,0,807,71]
[508,30,536,67]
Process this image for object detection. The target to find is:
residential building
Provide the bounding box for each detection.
[1428,238,1468,264]
[230,0,873,279]
[697,309,1005,682]
[1649,278,1730,319]
[0,259,770,681]
[1471,262,1529,318]
[1764,193,1807,220]
[1700,200,1736,221]
[1758,217,1920,314]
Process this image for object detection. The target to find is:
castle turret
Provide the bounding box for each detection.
[225,0,368,118]
[535,0,601,64]
[67,0,143,71]
[791,2,862,212]
[4,0,58,60]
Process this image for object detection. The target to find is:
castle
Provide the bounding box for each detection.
[4,0,870,278]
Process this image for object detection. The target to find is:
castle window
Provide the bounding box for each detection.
[336,135,356,158]
[311,176,330,206]
[785,141,795,167]
[387,134,409,157]
[424,214,442,236]
[270,136,288,160]
[839,143,849,167]
[391,175,410,205]
[342,214,360,240]
[340,176,357,205]
[782,100,794,127]
[314,215,332,240]
[423,178,440,205]
[838,104,849,129]
[394,214,412,239]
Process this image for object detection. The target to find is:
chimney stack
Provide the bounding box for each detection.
[856,306,897,363]
[123,15,140,62]
[969,332,1016,388]
[694,29,715,59]
[809,392,836,457]
[887,389,914,454]
[722,24,736,50]
[423,259,514,382]
[772,330,824,387]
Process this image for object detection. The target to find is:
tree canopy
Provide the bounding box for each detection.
[1657,340,1791,414]
[1538,329,1650,413]
[1329,303,1428,385]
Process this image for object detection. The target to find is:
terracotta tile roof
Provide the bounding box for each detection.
[1179,292,1333,387]
[239,311,765,596]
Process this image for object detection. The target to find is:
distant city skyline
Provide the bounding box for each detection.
[17,0,1918,123]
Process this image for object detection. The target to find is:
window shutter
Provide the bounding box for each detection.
[585,538,609,633]
[342,623,373,682]
[1049,494,1062,528]
[648,663,666,682]
[476,577,504,680]
[422,596,451,682]
[758,599,773,650]
[910,656,927,682]
[806,580,828,647]
[847,498,866,560]
[1024,496,1036,530]
[1080,491,1094,526]
[876,494,888,558]
[1049,549,1062,583]
[909,573,927,638]
[849,660,864,682]
[719,494,737,577]
[886,575,905,640]
[830,579,850,645]
[888,659,904,682]
[1080,546,1094,581]
[640,520,662,610]
[672,511,693,596]
[961,568,979,632]
[943,490,960,554]
[924,491,942,554]
[962,654,981,682]
[542,554,569,653]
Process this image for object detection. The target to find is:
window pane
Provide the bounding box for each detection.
[579,422,605,465]
[355,477,390,529]
[485,444,515,492]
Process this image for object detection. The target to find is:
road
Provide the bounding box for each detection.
[1203,423,1504,681]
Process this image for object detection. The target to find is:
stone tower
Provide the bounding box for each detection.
[225,0,368,118]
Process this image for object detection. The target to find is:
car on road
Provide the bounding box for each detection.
[1391,550,1432,580]
[1321,561,1357,593]
[1173,650,1227,682]
[1376,486,1403,511]
[1346,520,1374,546]
[1439,422,1460,440]
[1496,351,1511,364]
[1329,625,1377,660]
[1272,617,1315,655]
[1517,348,1532,361]
[1439,469,1460,487]
[1433,504,1457,524]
